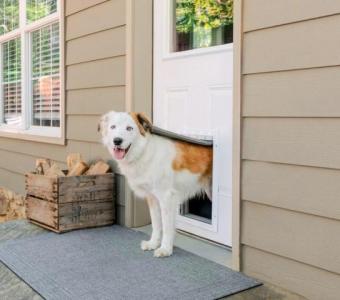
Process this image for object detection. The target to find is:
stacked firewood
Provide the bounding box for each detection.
[0,188,26,223]
[35,153,111,177]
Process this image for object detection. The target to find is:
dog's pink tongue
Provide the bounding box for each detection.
[113,148,125,160]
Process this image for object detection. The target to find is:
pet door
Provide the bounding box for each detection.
[179,134,213,225]
[180,193,212,224]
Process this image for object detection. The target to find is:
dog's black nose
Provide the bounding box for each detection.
[113,137,123,146]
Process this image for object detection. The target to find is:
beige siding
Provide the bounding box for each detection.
[66,87,125,115]
[241,2,340,298]
[243,66,340,117]
[67,57,126,89]
[66,27,126,65]
[243,14,340,74]
[243,0,340,32]
[66,0,125,40]
[242,201,340,274]
[65,0,107,16]
[242,161,340,220]
[0,0,128,225]
[242,246,340,300]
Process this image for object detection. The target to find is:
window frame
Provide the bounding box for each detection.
[0,0,64,145]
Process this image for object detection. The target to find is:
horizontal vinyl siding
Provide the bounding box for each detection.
[242,161,340,220]
[242,201,340,274]
[241,2,340,298]
[243,0,340,32]
[0,0,126,224]
[243,66,340,117]
[242,246,340,300]
[67,56,125,90]
[66,0,125,40]
[66,27,125,65]
[66,87,125,115]
[0,168,26,194]
[243,14,340,74]
[65,0,108,16]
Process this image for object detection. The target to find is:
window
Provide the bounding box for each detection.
[174,0,233,52]
[0,0,62,138]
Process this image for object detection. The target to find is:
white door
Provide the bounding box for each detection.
[153,0,233,246]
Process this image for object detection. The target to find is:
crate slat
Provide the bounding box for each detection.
[59,200,114,216]
[25,173,58,202]
[26,196,58,228]
[59,188,113,203]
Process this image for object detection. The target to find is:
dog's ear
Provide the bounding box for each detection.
[98,112,110,135]
[129,112,152,136]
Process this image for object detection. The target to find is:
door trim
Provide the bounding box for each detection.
[231,0,243,272]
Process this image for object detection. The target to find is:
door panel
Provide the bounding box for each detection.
[153,0,233,246]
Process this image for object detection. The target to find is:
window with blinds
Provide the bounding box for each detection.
[2,38,21,126]
[31,23,60,127]
[0,0,19,36]
[0,0,61,134]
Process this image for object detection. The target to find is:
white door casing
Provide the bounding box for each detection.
[153,0,233,246]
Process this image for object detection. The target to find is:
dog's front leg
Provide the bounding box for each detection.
[141,195,162,251]
[154,191,178,258]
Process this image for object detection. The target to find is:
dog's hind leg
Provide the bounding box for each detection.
[141,195,162,251]
[154,191,179,258]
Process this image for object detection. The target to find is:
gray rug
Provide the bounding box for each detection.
[0,225,260,300]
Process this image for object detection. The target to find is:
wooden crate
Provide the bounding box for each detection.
[25,172,115,233]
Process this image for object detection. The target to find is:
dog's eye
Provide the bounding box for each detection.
[110,125,116,130]
[126,126,133,132]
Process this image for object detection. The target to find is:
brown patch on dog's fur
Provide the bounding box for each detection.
[172,141,212,182]
[129,112,152,136]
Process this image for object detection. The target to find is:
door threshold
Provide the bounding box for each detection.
[134,225,232,268]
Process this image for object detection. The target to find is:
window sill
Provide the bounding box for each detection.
[0,127,65,145]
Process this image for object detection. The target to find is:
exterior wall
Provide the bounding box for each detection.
[240,1,340,299]
[0,0,131,225]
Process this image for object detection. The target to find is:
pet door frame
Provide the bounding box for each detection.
[176,130,221,236]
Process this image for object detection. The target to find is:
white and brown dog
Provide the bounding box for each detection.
[99,111,212,257]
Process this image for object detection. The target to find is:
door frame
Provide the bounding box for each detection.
[125,0,243,271]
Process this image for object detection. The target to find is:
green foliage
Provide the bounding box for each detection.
[0,0,57,36]
[26,0,57,23]
[0,0,20,35]
[176,0,233,33]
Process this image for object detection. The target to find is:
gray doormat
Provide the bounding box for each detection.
[0,225,260,300]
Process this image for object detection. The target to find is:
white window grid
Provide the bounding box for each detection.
[0,0,62,137]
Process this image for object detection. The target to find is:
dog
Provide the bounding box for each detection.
[99,111,212,257]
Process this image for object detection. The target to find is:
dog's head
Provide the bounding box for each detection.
[98,111,152,161]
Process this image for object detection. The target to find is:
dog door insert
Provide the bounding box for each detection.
[180,193,212,224]
[179,134,213,225]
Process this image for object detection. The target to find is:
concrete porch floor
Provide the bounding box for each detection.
[0,221,306,300]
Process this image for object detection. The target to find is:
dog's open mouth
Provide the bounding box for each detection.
[113,145,131,160]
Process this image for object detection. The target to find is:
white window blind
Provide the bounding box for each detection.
[2,37,21,126]
[0,0,19,36]
[26,0,57,23]
[31,22,60,127]
[0,0,61,137]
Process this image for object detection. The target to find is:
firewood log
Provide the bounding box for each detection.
[67,161,89,176]
[66,153,82,172]
[86,160,111,175]
[45,163,65,177]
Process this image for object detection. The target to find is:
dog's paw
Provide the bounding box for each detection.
[141,240,160,251]
[154,247,173,258]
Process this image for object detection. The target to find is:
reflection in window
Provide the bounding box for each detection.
[0,0,19,35]
[2,38,22,126]
[26,0,57,23]
[174,0,233,52]
[31,23,60,127]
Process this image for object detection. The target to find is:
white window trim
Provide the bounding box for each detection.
[0,0,65,145]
